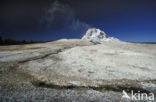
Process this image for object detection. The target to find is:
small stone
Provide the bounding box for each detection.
[68,81,79,86]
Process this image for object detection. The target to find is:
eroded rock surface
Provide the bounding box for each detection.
[0,39,156,102]
[82,28,120,43]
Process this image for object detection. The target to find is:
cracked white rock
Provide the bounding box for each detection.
[82,28,120,43]
[0,37,156,87]
[68,81,79,86]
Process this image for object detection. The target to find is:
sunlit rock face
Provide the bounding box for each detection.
[82,28,120,43]
[0,35,156,102]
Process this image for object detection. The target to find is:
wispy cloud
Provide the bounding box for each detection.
[40,1,91,34]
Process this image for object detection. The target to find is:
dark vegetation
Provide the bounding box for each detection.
[0,36,44,45]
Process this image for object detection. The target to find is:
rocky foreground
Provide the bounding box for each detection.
[0,38,156,102]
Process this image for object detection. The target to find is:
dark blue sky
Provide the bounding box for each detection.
[0,0,156,42]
